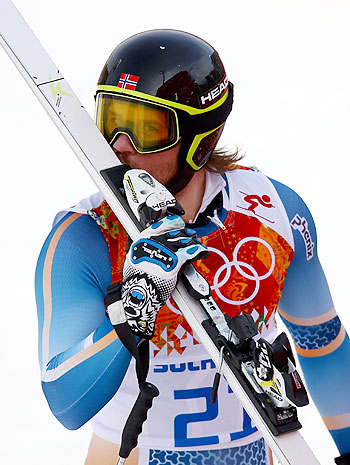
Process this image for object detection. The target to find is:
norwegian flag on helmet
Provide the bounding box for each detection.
[117,73,140,90]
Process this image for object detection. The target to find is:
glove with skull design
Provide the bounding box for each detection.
[119,215,208,339]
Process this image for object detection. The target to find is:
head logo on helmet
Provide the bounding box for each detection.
[200,76,229,107]
[95,29,234,193]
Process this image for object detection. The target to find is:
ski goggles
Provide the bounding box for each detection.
[95,83,233,167]
[95,92,179,153]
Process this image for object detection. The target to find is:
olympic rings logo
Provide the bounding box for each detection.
[211,237,275,305]
[166,236,275,314]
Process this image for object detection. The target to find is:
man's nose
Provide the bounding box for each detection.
[113,134,136,153]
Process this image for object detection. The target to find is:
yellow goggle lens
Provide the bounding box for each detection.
[96,93,179,153]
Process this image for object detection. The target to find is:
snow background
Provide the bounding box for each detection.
[0,0,349,463]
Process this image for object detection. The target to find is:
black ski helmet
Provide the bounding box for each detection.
[95,29,233,193]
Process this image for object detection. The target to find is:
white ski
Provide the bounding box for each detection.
[0,1,320,463]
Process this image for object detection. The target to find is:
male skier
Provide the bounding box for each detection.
[35,30,350,465]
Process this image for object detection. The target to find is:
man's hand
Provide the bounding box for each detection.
[121,215,208,338]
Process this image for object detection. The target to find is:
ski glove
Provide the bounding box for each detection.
[119,215,208,339]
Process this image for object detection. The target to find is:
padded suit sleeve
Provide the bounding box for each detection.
[271,178,350,455]
[35,212,132,430]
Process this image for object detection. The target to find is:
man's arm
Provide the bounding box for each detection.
[271,178,350,456]
[35,212,131,430]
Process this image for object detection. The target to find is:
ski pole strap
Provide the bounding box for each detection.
[106,282,149,383]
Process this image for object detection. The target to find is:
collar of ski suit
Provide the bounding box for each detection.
[193,170,226,222]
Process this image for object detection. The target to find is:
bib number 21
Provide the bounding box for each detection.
[174,386,257,447]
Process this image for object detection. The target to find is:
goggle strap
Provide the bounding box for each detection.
[179,82,233,137]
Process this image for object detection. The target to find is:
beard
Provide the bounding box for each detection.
[114,150,180,188]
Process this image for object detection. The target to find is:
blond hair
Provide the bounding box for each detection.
[205,146,245,174]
